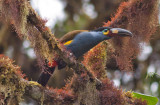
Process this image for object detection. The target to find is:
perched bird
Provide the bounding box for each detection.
[37,27,133,86]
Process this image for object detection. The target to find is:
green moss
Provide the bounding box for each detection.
[83,42,108,79]
[0,56,27,103]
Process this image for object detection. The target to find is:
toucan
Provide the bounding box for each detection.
[37,27,133,86]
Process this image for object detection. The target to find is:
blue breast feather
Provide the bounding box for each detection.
[65,32,111,58]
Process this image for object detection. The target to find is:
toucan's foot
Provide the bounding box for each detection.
[57,59,67,70]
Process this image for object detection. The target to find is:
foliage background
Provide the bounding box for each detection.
[0,0,160,104]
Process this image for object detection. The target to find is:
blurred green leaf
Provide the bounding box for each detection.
[132,92,158,105]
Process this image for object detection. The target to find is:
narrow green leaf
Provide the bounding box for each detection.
[132,92,158,105]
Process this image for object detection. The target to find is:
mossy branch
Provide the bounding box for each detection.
[0,55,74,104]
[0,55,146,104]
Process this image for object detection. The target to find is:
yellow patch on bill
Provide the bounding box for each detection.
[112,29,118,33]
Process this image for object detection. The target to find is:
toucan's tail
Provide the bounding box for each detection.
[37,60,57,86]
[37,59,66,86]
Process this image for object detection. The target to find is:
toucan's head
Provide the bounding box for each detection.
[93,27,133,38]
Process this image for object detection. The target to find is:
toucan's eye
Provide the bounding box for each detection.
[102,29,109,35]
